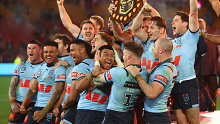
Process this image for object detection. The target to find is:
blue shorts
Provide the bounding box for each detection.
[62,104,77,124]
[143,110,171,124]
[75,109,105,124]
[102,109,134,124]
[23,107,53,124]
[171,78,200,110]
[8,101,35,123]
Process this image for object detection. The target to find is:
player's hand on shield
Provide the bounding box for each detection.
[52,107,59,117]
[126,65,140,77]
[33,110,46,122]
[20,105,27,114]
[11,102,20,114]
[108,3,115,15]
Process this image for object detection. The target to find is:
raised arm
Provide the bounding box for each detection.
[108,3,133,43]
[209,0,220,18]
[57,0,80,38]
[33,81,64,122]
[8,76,20,113]
[189,0,199,32]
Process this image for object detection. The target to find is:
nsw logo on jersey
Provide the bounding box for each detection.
[48,69,54,76]
[176,38,182,44]
[155,74,168,84]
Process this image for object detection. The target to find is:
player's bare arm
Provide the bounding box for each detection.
[9,76,20,113]
[33,81,64,122]
[189,0,199,32]
[209,0,220,17]
[20,79,38,114]
[57,0,80,38]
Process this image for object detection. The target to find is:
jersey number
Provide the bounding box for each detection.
[86,92,108,104]
[123,93,140,106]
[20,79,30,87]
[38,84,52,93]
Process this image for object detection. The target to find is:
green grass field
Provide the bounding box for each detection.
[0,76,220,124]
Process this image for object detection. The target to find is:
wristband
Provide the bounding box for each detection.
[62,103,69,110]
[135,74,144,82]
[21,97,32,107]
[204,33,208,39]
[95,61,100,66]
[66,63,71,69]
[42,101,54,114]
[10,98,16,104]
[86,72,95,82]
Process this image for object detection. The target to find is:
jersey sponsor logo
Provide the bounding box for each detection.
[21,67,26,71]
[57,74,66,79]
[71,72,78,77]
[124,81,140,89]
[77,73,86,77]
[141,58,159,69]
[107,71,112,80]
[155,74,168,84]
[48,69,54,76]
[9,112,15,121]
[48,76,52,79]
[20,79,31,88]
[14,69,17,73]
[86,92,108,104]
[38,84,53,93]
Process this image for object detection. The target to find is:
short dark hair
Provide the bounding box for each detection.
[80,20,96,30]
[90,15,104,30]
[96,31,113,46]
[150,16,167,29]
[43,41,58,50]
[176,11,189,28]
[53,33,72,52]
[28,40,42,48]
[124,42,143,58]
[143,16,151,22]
[98,45,114,53]
[71,39,92,58]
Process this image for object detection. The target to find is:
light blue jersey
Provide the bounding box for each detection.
[144,61,177,113]
[141,38,159,69]
[13,61,45,102]
[63,66,74,104]
[58,55,74,67]
[77,33,84,40]
[172,29,199,81]
[104,66,148,112]
[34,63,66,107]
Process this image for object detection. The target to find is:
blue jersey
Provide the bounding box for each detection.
[77,33,84,40]
[34,63,66,107]
[13,61,45,102]
[144,62,177,113]
[63,66,74,104]
[58,55,74,67]
[141,38,159,69]
[104,67,148,112]
[172,29,199,81]
[122,18,134,30]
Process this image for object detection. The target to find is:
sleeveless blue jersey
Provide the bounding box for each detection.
[141,38,159,69]
[172,29,199,81]
[58,55,74,67]
[104,67,148,112]
[13,61,45,102]
[34,63,66,107]
[144,62,177,113]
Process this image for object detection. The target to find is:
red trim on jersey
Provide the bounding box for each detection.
[107,71,112,80]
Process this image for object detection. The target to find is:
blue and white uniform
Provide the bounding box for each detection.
[58,55,74,67]
[102,65,148,124]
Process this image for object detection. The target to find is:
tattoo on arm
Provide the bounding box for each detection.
[49,82,64,103]
[9,76,19,99]
[26,89,36,100]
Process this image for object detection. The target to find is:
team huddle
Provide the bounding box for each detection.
[8,0,220,124]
